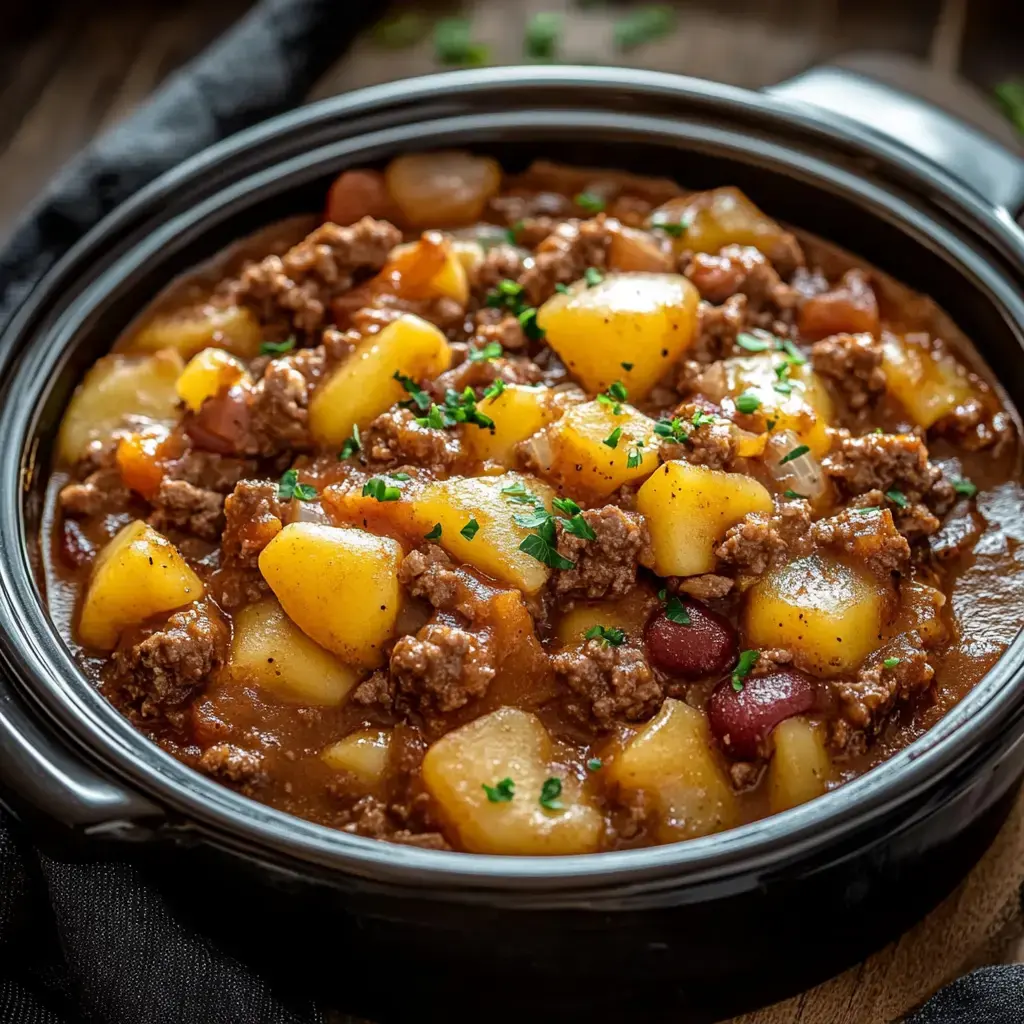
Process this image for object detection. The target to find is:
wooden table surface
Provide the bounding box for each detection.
[2,2,1023,1021]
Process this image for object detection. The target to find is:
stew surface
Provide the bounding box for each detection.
[42,153,1024,855]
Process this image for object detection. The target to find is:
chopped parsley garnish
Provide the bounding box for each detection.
[390,472,411,481]
[883,656,902,669]
[885,489,909,509]
[392,370,432,411]
[773,361,793,395]
[586,758,603,772]
[552,496,583,517]
[736,331,772,353]
[664,594,691,625]
[508,220,524,244]
[518,306,544,341]
[417,387,495,432]
[621,361,634,371]
[783,489,806,500]
[482,378,506,401]
[417,404,447,430]
[424,523,443,541]
[554,282,571,295]
[496,278,523,299]
[626,441,645,469]
[779,444,810,465]
[650,217,688,238]
[691,408,717,428]
[584,266,604,288]
[524,11,561,59]
[853,506,882,515]
[735,392,761,414]
[539,777,564,811]
[260,337,296,356]
[468,341,503,362]
[501,480,541,505]
[575,191,606,214]
[435,16,490,66]
[766,417,777,431]
[953,477,978,498]
[732,649,759,692]
[780,338,807,364]
[513,493,595,571]
[486,280,543,340]
[338,423,361,460]
[277,469,316,501]
[597,380,629,415]
[603,426,623,449]
[363,477,402,502]
[585,625,627,647]
[613,4,676,51]
[460,518,480,541]
[560,511,597,540]
[654,416,688,444]
[482,777,515,803]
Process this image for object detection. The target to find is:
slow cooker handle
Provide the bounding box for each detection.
[767,67,1024,216]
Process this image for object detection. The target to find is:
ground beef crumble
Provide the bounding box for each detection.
[362,407,461,471]
[221,480,285,567]
[551,506,653,600]
[714,499,814,577]
[518,216,614,305]
[810,507,910,577]
[148,479,224,540]
[683,244,796,313]
[810,332,886,410]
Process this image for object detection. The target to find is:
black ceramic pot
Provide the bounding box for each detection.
[1,67,1024,1023]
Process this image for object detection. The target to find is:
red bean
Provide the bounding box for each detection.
[707,670,817,760]
[644,600,737,679]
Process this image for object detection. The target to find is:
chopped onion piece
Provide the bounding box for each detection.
[764,429,826,500]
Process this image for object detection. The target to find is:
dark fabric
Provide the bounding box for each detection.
[0,1,1021,1021]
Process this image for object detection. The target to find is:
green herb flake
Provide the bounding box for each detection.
[518,306,545,341]
[626,442,645,469]
[539,776,564,811]
[736,332,772,353]
[664,596,690,625]
[885,489,909,509]
[586,758,603,772]
[362,477,402,502]
[853,506,882,515]
[779,444,810,466]
[524,11,561,59]
[883,656,901,669]
[613,4,676,51]
[766,417,777,431]
[597,380,628,415]
[278,468,316,502]
[552,497,582,517]
[434,17,490,66]
[482,378,506,401]
[953,478,978,498]
[260,337,296,356]
[424,522,443,541]
[995,81,1024,134]
[780,338,807,364]
[584,266,604,288]
[482,777,515,803]
[654,417,688,444]
[574,191,606,214]
[338,423,361,460]
[468,341,503,363]
[603,426,623,449]
[651,218,687,238]
[691,409,716,428]
[620,361,634,371]
[585,624,627,647]
[554,282,571,295]
[460,518,480,541]
[783,489,806,500]
[501,480,541,505]
[732,649,759,692]
[390,472,411,482]
[392,370,432,411]
[735,392,761,414]
[520,531,575,570]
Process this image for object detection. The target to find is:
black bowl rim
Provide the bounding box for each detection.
[3,66,1024,893]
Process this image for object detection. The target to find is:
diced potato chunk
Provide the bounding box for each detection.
[79,521,203,650]
[127,304,263,358]
[768,717,832,814]
[462,384,560,466]
[321,480,422,542]
[607,699,739,842]
[649,187,791,263]
[322,729,392,784]
[422,707,603,855]
[607,227,674,273]
[881,332,976,429]
[231,598,359,706]
[386,151,502,228]
[176,348,248,412]
[718,354,834,456]
[744,554,890,676]
[538,400,660,499]
[381,235,469,306]
[258,523,402,668]
[411,472,556,595]
[58,350,183,464]
[308,314,451,447]
[537,272,699,399]
[555,589,655,648]
[636,461,773,576]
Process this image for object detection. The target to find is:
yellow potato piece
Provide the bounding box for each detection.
[719,354,834,456]
[127,304,263,358]
[768,717,832,814]
[322,729,393,785]
[745,553,890,676]
[385,151,502,228]
[555,590,655,648]
[258,523,402,668]
[462,384,559,466]
[78,521,204,650]
[422,707,603,855]
[176,348,248,413]
[537,272,699,399]
[539,400,660,500]
[308,314,451,448]
[881,332,976,429]
[636,461,773,577]
[58,350,183,464]
[607,699,739,843]
[231,598,359,706]
[385,237,469,306]
[411,472,556,595]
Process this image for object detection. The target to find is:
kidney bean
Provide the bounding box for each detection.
[708,670,817,760]
[645,599,738,679]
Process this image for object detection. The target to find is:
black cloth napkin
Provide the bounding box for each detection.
[0,1,1022,1021]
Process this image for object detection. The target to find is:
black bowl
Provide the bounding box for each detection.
[2,67,1024,1022]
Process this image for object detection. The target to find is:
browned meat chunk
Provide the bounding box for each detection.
[934,397,1016,454]
[363,407,461,471]
[469,306,528,352]
[683,244,795,312]
[148,478,224,541]
[714,500,814,577]
[551,506,653,600]
[810,507,911,577]
[659,400,736,470]
[518,216,614,305]
[228,217,401,334]
[678,574,734,601]
[690,294,746,363]
[163,450,259,493]
[222,480,284,568]
[198,744,265,789]
[798,268,879,340]
[810,332,886,410]
[398,545,461,610]
[471,244,529,296]
[59,468,130,518]
[552,640,661,729]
